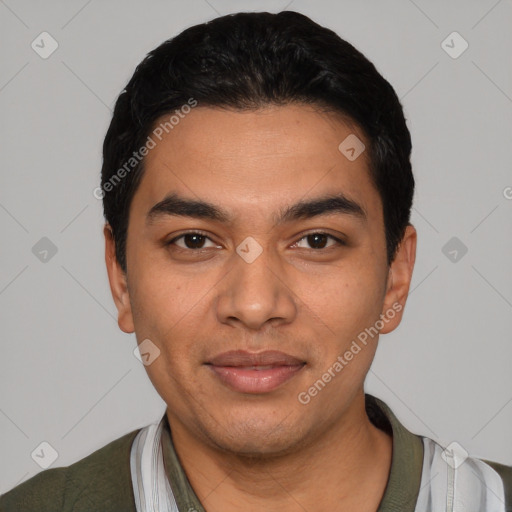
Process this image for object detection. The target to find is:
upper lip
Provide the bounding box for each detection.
[207,350,305,367]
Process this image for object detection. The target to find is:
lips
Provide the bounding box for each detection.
[208,350,304,367]
[206,350,306,394]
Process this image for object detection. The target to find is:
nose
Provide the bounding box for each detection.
[215,240,297,331]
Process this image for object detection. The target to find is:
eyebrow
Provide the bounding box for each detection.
[146,192,367,226]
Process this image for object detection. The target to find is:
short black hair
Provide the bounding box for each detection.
[100,10,414,273]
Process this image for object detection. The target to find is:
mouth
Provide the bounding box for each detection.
[205,350,306,394]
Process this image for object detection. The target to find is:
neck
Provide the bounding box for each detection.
[167,392,392,512]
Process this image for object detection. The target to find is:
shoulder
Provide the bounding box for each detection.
[419,437,512,511]
[483,458,512,482]
[0,427,141,512]
[482,459,512,511]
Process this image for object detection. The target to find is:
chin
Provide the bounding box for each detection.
[203,413,309,459]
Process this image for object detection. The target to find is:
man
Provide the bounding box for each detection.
[1,9,511,512]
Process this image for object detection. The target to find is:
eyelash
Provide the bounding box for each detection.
[166,231,346,252]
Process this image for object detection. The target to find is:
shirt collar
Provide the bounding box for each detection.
[160,393,424,511]
[367,394,424,512]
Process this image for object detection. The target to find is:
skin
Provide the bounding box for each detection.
[105,104,417,511]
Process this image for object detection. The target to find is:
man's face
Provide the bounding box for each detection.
[106,104,414,456]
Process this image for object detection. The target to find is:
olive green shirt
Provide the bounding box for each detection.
[1,395,511,511]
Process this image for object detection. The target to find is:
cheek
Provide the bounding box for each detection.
[130,257,209,330]
[129,267,216,372]
[298,269,383,390]
[299,263,384,340]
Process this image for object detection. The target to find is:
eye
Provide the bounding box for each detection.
[167,232,220,250]
[165,231,345,252]
[293,232,345,250]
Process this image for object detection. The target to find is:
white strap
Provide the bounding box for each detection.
[130,417,179,512]
[414,437,506,512]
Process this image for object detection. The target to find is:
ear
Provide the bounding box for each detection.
[104,224,134,333]
[379,224,417,334]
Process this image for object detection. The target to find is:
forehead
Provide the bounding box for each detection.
[130,104,381,224]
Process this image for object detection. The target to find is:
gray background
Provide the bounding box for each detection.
[1,0,511,493]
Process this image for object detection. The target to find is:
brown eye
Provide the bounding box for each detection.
[294,232,345,250]
[167,232,219,250]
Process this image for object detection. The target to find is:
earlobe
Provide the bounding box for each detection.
[379,224,417,335]
[103,224,135,333]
